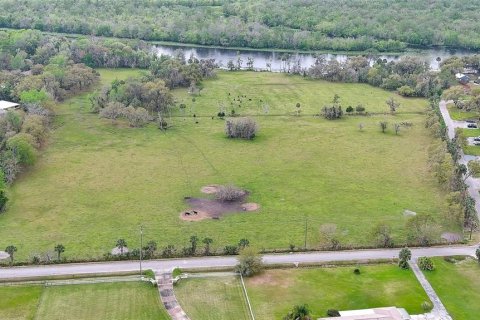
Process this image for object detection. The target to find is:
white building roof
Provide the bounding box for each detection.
[318,307,410,320]
[0,100,19,110]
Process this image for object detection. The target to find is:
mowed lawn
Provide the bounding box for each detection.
[0,281,168,320]
[0,70,450,260]
[174,265,430,320]
[423,257,480,320]
[175,276,250,320]
[246,265,430,319]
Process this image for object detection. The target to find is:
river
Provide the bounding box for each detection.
[155,44,478,71]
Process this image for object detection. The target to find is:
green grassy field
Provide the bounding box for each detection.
[0,281,169,320]
[423,257,480,320]
[175,276,250,320]
[447,105,478,121]
[174,265,430,320]
[0,70,451,261]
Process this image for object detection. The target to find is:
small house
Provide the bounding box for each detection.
[0,100,19,115]
[318,307,411,320]
[455,73,470,85]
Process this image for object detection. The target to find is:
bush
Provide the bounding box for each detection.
[421,301,433,312]
[327,309,341,317]
[346,106,354,113]
[21,114,48,146]
[235,247,263,277]
[225,117,258,139]
[124,106,149,127]
[353,268,361,275]
[172,268,182,278]
[223,245,238,255]
[0,190,8,212]
[144,269,156,279]
[322,106,343,119]
[398,85,415,97]
[355,104,366,113]
[99,101,125,120]
[6,133,37,165]
[418,257,435,271]
[215,185,245,202]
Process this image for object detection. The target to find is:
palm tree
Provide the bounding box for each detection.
[143,241,157,258]
[238,238,250,249]
[116,239,127,255]
[202,238,213,255]
[5,245,17,265]
[54,244,65,260]
[189,235,199,255]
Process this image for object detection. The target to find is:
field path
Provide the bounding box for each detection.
[409,260,452,320]
[156,272,190,320]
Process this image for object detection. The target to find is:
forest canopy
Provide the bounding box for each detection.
[0,0,480,52]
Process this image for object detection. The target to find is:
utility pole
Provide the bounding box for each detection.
[304,215,308,250]
[140,225,143,277]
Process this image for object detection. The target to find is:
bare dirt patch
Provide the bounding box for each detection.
[248,270,294,288]
[180,185,260,221]
[441,232,462,243]
[200,185,220,194]
[241,203,260,211]
[180,210,210,221]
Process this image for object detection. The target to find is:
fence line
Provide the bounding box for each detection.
[240,273,256,320]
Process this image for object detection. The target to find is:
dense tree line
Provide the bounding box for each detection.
[1,0,480,52]
[0,30,106,186]
[90,53,217,126]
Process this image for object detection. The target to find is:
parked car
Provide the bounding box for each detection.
[466,120,476,123]
[474,141,480,146]
[467,123,478,128]
[473,137,480,142]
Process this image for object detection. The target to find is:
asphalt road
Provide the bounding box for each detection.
[439,100,480,218]
[0,245,476,280]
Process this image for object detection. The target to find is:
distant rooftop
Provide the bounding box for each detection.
[318,307,411,320]
[0,100,19,110]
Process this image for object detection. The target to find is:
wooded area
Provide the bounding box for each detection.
[0,0,479,52]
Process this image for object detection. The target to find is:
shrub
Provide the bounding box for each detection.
[225,117,258,139]
[99,101,125,120]
[144,269,156,279]
[224,245,238,255]
[0,190,7,212]
[6,133,36,165]
[398,85,415,97]
[353,268,361,275]
[327,309,341,317]
[215,185,245,202]
[172,268,182,278]
[418,257,435,271]
[284,304,311,320]
[124,106,149,127]
[21,114,48,146]
[322,105,343,119]
[421,301,433,312]
[355,104,366,113]
[235,247,263,277]
[379,121,388,133]
[346,106,354,113]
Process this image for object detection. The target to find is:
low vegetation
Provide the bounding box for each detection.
[423,257,480,320]
[175,264,430,320]
[0,282,169,320]
[0,70,453,261]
